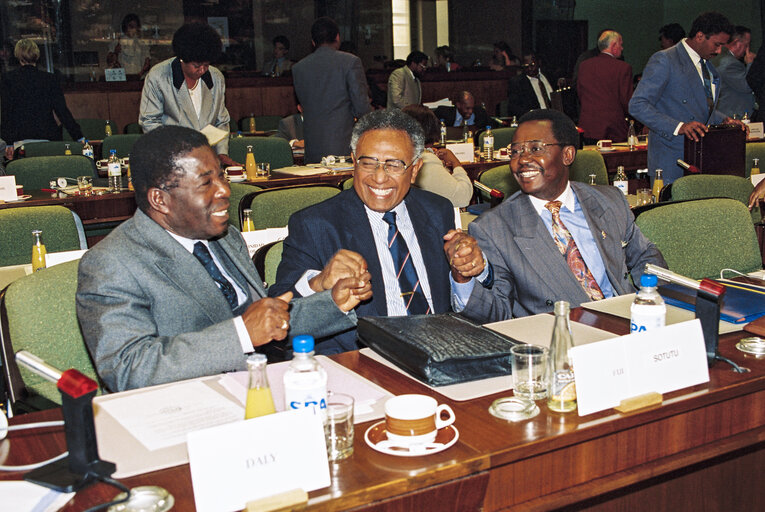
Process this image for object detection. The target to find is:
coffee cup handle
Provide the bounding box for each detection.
[435,404,455,429]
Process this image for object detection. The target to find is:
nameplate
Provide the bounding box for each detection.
[570,319,709,416]
[446,142,475,163]
[187,408,329,512]
[748,122,764,139]
[104,68,126,82]
[242,227,288,258]
[0,175,18,201]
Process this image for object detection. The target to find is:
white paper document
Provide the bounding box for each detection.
[241,227,288,258]
[0,481,74,512]
[187,408,330,512]
[0,175,18,201]
[98,380,243,451]
[201,124,229,146]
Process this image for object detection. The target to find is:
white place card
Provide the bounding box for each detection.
[571,319,710,416]
[105,68,126,82]
[446,142,475,163]
[187,408,330,512]
[747,122,763,139]
[241,227,289,258]
[0,175,18,201]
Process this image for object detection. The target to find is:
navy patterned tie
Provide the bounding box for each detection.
[382,211,431,315]
[700,59,714,111]
[193,242,238,310]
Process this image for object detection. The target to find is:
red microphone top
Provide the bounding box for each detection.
[699,278,726,297]
[58,369,98,398]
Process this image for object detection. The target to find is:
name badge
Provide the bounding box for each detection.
[105,68,126,82]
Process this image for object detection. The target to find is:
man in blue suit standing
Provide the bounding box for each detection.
[630,12,743,184]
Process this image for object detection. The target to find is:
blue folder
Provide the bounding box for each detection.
[659,280,765,324]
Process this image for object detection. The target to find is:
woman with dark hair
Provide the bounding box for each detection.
[106,13,151,77]
[490,41,520,71]
[402,105,472,207]
[139,23,235,166]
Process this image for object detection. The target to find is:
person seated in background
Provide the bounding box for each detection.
[0,39,83,153]
[434,46,460,72]
[387,51,428,109]
[139,23,236,167]
[506,53,555,119]
[106,13,151,78]
[659,23,686,49]
[275,104,304,149]
[76,126,370,391]
[459,109,666,322]
[490,41,520,71]
[262,35,293,77]
[434,90,494,128]
[268,109,489,354]
[402,104,473,208]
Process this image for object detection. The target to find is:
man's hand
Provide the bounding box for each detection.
[678,121,708,141]
[746,49,757,65]
[434,148,461,172]
[331,272,373,312]
[309,250,368,292]
[242,291,293,346]
[443,229,485,283]
[723,117,750,137]
[292,139,305,149]
[748,178,765,210]
[218,153,239,168]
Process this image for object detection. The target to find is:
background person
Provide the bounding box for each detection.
[106,13,151,78]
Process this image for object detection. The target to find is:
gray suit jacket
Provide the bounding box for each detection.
[276,114,304,142]
[387,66,421,109]
[462,182,666,322]
[76,209,355,392]
[139,58,231,154]
[712,48,755,119]
[292,46,370,163]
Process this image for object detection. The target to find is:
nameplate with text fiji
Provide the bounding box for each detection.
[570,319,710,416]
[187,407,329,512]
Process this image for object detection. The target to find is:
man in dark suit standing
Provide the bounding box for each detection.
[577,31,633,143]
[506,53,555,119]
[292,17,371,163]
[269,109,489,354]
[434,91,494,128]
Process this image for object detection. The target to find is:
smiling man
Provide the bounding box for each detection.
[460,109,666,322]
[76,126,369,391]
[268,109,488,354]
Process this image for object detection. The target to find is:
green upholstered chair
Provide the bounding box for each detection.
[670,174,759,223]
[124,122,143,134]
[239,115,282,133]
[477,127,517,152]
[23,141,84,157]
[228,137,294,169]
[0,205,87,266]
[241,185,340,229]
[341,177,354,190]
[7,155,97,190]
[477,164,519,202]
[228,182,262,230]
[635,198,762,280]
[497,99,509,117]
[253,241,284,287]
[230,119,239,134]
[0,259,102,411]
[570,150,609,185]
[64,118,109,141]
[102,134,142,158]
[745,142,765,178]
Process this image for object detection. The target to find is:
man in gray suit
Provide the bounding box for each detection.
[712,25,756,119]
[458,110,666,322]
[275,104,304,149]
[76,126,371,392]
[387,51,427,109]
[292,17,371,163]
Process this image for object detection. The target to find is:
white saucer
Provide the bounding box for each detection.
[228,176,247,183]
[4,195,31,202]
[364,420,458,457]
[597,147,615,152]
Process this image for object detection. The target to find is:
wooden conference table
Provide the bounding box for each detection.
[2,308,764,511]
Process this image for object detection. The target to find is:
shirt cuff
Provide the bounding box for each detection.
[450,274,476,313]
[289,139,298,147]
[673,122,684,136]
[295,269,321,297]
[234,316,253,353]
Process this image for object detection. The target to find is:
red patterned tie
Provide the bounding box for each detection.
[544,201,604,301]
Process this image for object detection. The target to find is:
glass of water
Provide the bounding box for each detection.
[325,392,354,461]
[511,344,548,400]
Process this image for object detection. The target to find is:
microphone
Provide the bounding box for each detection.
[473,181,504,200]
[676,159,701,174]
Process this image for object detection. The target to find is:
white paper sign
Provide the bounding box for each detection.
[747,122,763,139]
[446,142,475,163]
[105,68,126,82]
[187,408,330,512]
[571,320,710,416]
[0,175,18,201]
[241,227,289,258]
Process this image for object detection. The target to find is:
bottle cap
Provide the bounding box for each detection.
[640,274,658,287]
[486,125,491,130]
[293,335,315,353]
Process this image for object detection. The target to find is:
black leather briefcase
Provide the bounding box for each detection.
[683,124,746,176]
[357,313,518,387]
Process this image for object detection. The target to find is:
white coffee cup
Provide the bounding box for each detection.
[384,394,455,446]
[596,139,613,150]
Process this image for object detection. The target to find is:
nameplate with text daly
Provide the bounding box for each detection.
[570,319,710,416]
[187,408,329,512]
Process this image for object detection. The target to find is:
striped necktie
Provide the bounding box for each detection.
[700,59,714,111]
[193,242,239,310]
[545,201,604,301]
[382,211,431,315]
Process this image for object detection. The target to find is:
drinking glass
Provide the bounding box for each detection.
[77,175,93,195]
[325,392,354,461]
[511,344,548,400]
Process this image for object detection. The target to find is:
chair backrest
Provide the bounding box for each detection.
[228,137,294,169]
[252,241,284,287]
[570,150,609,185]
[102,134,142,158]
[7,155,97,190]
[670,174,758,222]
[635,198,762,279]
[478,164,519,201]
[64,118,108,141]
[477,127,517,150]
[342,177,354,190]
[240,115,282,133]
[228,182,263,230]
[242,185,340,229]
[0,205,86,266]
[124,122,143,134]
[0,259,102,409]
[745,142,765,177]
[23,141,84,158]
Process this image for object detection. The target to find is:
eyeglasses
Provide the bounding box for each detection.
[354,155,414,175]
[508,141,566,159]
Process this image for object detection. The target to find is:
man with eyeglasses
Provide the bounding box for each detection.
[458,109,666,322]
[268,109,490,354]
[387,51,428,109]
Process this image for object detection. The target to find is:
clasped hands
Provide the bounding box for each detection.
[443,229,485,283]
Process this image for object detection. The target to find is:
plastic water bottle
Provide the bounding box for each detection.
[440,119,446,145]
[483,125,494,160]
[630,274,666,333]
[107,149,122,193]
[283,335,328,420]
[82,139,94,159]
